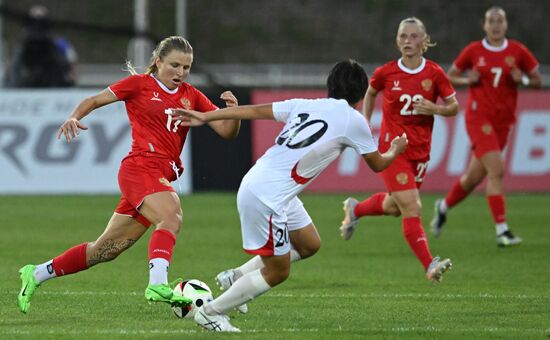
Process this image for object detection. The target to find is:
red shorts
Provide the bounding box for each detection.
[380,155,429,192]
[114,155,179,227]
[466,113,511,159]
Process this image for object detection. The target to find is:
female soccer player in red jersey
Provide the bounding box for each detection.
[430,7,541,247]
[17,36,241,314]
[340,17,458,282]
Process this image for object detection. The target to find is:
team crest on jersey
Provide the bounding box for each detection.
[391,80,402,91]
[482,124,493,135]
[477,57,486,67]
[180,98,191,109]
[396,172,409,185]
[150,92,162,102]
[505,56,516,67]
[159,177,171,187]
[421,79,432,92]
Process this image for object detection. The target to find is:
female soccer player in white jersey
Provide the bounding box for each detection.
[170,59,408,332]
[339,17,457,282]
[17,36,240,314]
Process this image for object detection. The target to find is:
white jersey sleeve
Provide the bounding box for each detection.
[345,111,378,155]
[272,99,298,122]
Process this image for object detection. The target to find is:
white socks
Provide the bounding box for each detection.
[206,269,270,315]
[34,260,56,284]
[148,258,169,285]
[496,222,509,236]
[439,200,449,214]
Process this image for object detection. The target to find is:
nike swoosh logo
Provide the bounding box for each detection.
[21,284,28,297]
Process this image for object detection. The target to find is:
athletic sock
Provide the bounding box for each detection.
[148,229,176,285]
[52,243,88,276]
[354,192,386,217]
[445,180,470,209]
[438,200,448,214]
[402,217,432,270]
[205,269,271,315]
[487,194,506,225]
[496,222,509,235]
[234,248,301,280]
[34,260,56,284]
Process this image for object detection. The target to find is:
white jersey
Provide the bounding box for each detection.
[242,98,378,211]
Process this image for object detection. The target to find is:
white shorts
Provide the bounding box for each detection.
[237,185,312,256]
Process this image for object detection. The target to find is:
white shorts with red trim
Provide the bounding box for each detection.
[237,184,312,256]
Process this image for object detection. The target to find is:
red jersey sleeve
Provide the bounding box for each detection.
[369,66,386,92]
[453,44,474,71]
[108,75,145,101]
[191,87,218,112]
[517,43,539,74]
[434,66,456,99]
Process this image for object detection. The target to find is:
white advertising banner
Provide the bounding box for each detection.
[0,89,192,194]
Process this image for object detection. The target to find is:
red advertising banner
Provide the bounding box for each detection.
[251,89,550,192]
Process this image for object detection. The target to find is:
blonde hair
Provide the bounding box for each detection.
[397,17,436,53]
[126,36,193,75]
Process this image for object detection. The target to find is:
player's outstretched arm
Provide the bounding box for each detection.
[57,89,118,143]
[362,133,408,172]
[208,90,241,139]
[171,104,275,126]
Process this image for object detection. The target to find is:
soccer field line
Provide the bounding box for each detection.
[8,290,550,300]
[2,326,549,336]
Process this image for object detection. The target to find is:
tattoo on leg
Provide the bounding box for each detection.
[88,239,137,266]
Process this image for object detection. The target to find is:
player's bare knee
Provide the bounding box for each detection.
[388,206,401,217]
[158,214,182,234]
[299,241,321,259]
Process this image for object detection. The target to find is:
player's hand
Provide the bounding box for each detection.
[220,91,238,107]
[413,98,437,115]
[168,108,208,127]
[57,117,88,143]
[510,67,522,83]
[468,70,480,85]
[390,133,408,154]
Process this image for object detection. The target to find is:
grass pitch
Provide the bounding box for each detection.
[1,193,549,339]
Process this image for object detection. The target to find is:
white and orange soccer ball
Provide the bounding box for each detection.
[171,279,214,318]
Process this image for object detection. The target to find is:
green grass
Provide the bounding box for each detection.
[1,193,549,339]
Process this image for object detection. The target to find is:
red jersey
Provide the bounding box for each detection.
[371,58,456,160]
[453,39,539,124]
[109,74,218,168]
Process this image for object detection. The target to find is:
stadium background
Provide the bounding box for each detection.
[0,0,549,193]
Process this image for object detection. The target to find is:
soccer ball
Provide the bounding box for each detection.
[171,279,214,318]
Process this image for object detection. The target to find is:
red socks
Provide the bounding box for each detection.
[354,192,386,217]
[402,217,432,270]
[148,229,176,262]
[445,180,470,208]
[487,195,506,224]
[52,243,88,276]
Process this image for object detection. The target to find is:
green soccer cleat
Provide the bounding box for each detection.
[145,283,192,306]
[18,264,40,314]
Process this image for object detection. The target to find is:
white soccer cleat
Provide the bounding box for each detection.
[426,256,452,283]
[430,199,447,238]
[194,306,241,332]
[497,230,522,247]
[215,269,248,314]
[340,197,359,240]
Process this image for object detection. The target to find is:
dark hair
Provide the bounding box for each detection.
[326,59,368,106]
[126,36,193,75]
